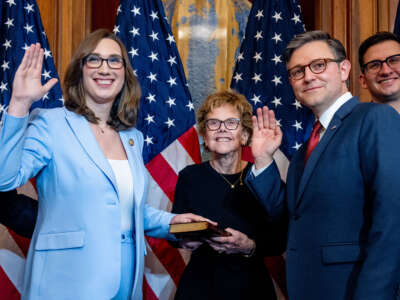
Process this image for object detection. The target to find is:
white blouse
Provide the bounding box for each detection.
[108,159,134,232]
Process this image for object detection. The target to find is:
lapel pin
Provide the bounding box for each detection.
[330,125,337,130]
[129,139,134,146]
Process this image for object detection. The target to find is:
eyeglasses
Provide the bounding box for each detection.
[83,54,125,69]
[288,58,343,80]
[205,118,241,131]
[362,54,400,74]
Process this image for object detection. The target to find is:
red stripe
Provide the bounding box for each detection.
[146,237,186,286]
[7,230,30,257]
[177,127,201,164]
[265,256,288,299]
[143,276,159,300]
[241,146,254,163]
[0,267,20,300]
[146,154,178,202]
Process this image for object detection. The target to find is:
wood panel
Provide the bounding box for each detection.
[36,0,92,82]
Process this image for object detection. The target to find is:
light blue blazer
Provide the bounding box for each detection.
[0,107,175,300]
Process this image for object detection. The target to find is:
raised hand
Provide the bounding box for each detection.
[251,106,282,169]
[8,43,58,117]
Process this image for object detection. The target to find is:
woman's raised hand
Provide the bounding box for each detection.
[8,43,58,117]
[250,106,282,169]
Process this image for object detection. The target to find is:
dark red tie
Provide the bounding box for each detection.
[305,121,322,163]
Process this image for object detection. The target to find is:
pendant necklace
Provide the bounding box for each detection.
[211,160,244,189]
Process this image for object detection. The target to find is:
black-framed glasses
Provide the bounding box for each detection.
[288,58,343,80]
[205,118,241,131]
[362,54,400,74]
[83,53,125,69]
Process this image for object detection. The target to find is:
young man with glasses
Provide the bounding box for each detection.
[359,31,400,113]
[246,30,400,300]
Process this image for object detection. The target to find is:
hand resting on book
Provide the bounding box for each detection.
[207,227,256,257]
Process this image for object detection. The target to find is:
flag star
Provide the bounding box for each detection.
[4,18,14,28]
[131,6,141,16]
[150,11,159,21]
[272,11,283,22]
[276,119,282,127]
[129,26,140,37]
[167,76,177,87]
[1,60,10,71]
[133,69,138,76]
[0,82,8,93]
[166,97,176,107]
[292,99,302,110]
[144,135,154,145]
[149,31,159,41]
[251,94,261,105]
[42,70,51,79]
[147,72,157,82]
[271,54,282,65]
[236,52,244,62]
[292,13,301,24]
[233,73,242,83]
[44,48,52,58]
[117,5,122,15]
[22,44,29,51]
[166,34,175,44]
[271,75,282,86]
[42,31,46,36]
[24,24,34,34]
[292,120,303,131]
[165,118,175,128]
[167,55,177,66]
[59,96,64,103]
[148,51,159,62]
[252,73,262,84]
[3,39,12,50]
[146,93,156,103]
[186,101,194,111]
[253,52,262,62]
[42,92,49,100]
[271,96,282,107]
[129,47,139,57]
[0,103,7,113]
[272,33,282,43]
[255,9,264,20]
[6,0,16,6]
[24,3,34,13]
[145,114,155,124]
[293,142,302,150]
[113,25,120,35]
[254,31,263,41]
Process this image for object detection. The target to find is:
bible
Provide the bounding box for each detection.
[169,221,231,238]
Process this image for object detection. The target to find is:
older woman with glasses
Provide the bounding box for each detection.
[171,90,286,300]
[0,29,208,300]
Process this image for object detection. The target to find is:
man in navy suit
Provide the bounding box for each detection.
[359,31,400,114]
[0,190,37,238]
[246,30,400,300]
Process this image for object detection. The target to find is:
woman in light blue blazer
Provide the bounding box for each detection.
[0,29,207,300]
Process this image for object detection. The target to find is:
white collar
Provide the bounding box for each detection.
[319,92,352,129]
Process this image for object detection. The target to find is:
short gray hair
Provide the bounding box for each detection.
[284,30,347,64]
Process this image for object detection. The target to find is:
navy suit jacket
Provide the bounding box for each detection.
[0,190,37,238]
[246,97,400,300]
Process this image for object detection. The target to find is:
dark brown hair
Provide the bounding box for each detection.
[197,90,253,146]
[63,29,141,131]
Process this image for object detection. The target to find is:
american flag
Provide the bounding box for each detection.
[0,0,62,299]
[231,0,314,160]
[114,0,200,298]
[230,0,314,298]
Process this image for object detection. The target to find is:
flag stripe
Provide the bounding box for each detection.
[177,127,201,164]
[0,267,20,300]
[143,277,159,300]
[145,237,186,286]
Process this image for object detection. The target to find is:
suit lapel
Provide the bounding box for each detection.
[295,97,360,208]
[120,130,145,206]
[64,108,117,193]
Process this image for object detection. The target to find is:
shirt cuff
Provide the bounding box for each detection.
[251,161,272,177]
